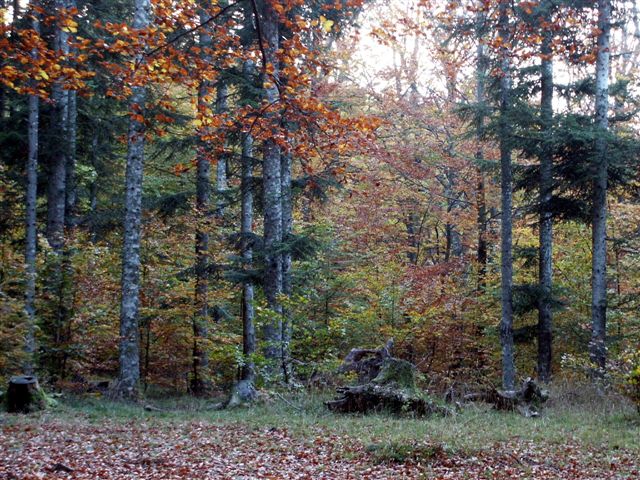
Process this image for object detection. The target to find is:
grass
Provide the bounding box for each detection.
[6,381,638,458]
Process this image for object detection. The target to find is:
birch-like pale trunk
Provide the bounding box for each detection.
[498,0,515,391]
[538,6,554,383]
[116,0,151,400]
[590,0,611,371]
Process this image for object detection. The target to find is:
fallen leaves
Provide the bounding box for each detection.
[0,415,638,479]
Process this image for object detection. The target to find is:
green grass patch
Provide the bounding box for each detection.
[4,384,638,458]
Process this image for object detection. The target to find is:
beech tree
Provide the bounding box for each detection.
[116,0,151,400]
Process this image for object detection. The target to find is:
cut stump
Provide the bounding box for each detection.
[5,376,47,413]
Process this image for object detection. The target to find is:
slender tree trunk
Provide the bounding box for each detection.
[191,8,213,396]
[46,0,69,253]
[64,0,77,228]
[537,14,554,383]
[257,0,283,372]
[65,89,77,228]
[116,0,151,400]
[590,0,611,371]
[281,150,293,381]
[241,109,256,385]
[89,132,99,243]
[498,0,515,391]
[46,0,70,379]
[23,8,40,376]
[215,80,228,218]
[475,7,488,289]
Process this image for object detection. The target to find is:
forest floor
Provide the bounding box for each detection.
[1,386,639,479]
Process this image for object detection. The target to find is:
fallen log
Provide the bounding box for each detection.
[464,378,549,417]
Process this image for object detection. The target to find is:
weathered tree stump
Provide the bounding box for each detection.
[338,339,394,384]
[5,376,47,413]
[327,357,450,417]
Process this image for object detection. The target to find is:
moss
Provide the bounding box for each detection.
[372,359,416,391]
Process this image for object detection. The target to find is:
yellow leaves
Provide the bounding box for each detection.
[320,15,334,33]
[61,19,78,33]
[36,69,49,81]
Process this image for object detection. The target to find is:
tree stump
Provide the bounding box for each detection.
[326,357,450,417]
[5,376,47,413]
[338,339,394,384]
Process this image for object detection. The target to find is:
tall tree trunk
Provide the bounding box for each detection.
[64,0,78,228]
[23,7,39,376]
[46,0,70,379]
[191,8,213,395]
[498,0,515,391]
[65,90,77,228]
[475,6,488,289]
[115,0,151,400]
[256,0,283,372]
[537,11,554,383]
[89,132,99,243]
[241,81,256,385]
[215,79,228,218]
[46,0,69,253]
[590,0,611,372]
[281,150,293,381]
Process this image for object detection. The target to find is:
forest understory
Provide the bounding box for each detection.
[1,387,639,480]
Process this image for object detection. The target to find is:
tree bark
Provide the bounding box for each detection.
[475,6,488,289]
[65,89,77,228]
[281,150,293,381]
[590,0,611,372]
[498,0,515,391]
[537,8,554,383]
[215,79,228,218]
[256,0,283,371]
[241,74,256,385]
[23,7,40,376]
[115,0,151,400]
[191,7,213,397]
[46,0,69,253]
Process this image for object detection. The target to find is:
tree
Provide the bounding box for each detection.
[191,1,214,397]
[23,1,39,376]
[590,0,611,372]
[254,0,284,374]
[498,0,515,391]
[115,0,151,400]
[537,0,554,383]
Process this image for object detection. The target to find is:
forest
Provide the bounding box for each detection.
[0,0,639,478]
